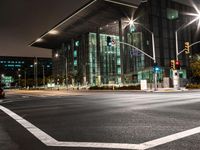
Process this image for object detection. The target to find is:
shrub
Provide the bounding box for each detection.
[89,85,141,90]
[186,84,200,89]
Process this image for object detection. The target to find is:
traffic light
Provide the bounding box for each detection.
[107,36,112,46]
[184,42,190,54]
[153,62,160,73]
[170,60,175,70]
[175,60,181,70]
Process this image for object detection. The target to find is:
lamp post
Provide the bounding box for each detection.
[55,53,68,88]
[174,14,200,89]
[34,58,38,88]
[18,74,21,88]
[128,20,157,91]
[24,71,27,88]
[42,65,45,88]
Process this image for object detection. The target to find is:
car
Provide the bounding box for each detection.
[0,88,5,98]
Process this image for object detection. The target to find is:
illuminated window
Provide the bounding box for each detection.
[74,60,77,66]
[74,50,77,57]
[167,8,179,20]
[67,45,71,50]
[75,41,80,47]
[117,58,121,65]
[117,68,121,75]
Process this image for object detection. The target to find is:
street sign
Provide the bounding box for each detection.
[130,49,142,57]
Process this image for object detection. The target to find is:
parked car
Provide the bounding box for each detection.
[0,88,5,98]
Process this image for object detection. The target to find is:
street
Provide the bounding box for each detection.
[1,90,200,150]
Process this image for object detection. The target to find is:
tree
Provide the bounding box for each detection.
[190,54,200,83]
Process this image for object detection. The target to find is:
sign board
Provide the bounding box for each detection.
[172,70,179,89]
[47,83,55,88]
[140,80,147,90]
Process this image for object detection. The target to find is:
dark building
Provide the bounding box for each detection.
[0,56,52,87]
[30,0,200,87]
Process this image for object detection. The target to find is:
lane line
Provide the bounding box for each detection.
[141,126,200,149]
[0,105,141,149]
[0,105,57,145]
[1,105,200,150]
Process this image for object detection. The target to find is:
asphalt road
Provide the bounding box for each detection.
[1,90,200,150]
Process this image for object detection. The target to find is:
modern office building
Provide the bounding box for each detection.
[30,0,200,87]
[0,56,52,87]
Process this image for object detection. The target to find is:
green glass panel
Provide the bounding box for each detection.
[74,50,77,57]
[167,8,179,20]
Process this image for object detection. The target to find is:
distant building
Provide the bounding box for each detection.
[0,56,52,87]
[30,0,200,87]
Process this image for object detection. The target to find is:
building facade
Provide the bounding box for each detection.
[31,0,200,87]
[0,56,52,87]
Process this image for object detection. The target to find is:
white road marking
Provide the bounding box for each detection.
[1,105,200,149]
[22,95,30,98]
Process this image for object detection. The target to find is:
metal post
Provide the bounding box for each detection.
[18,75,21,89]
[175,31,179,61]
[36,61,38,88]
[133,22,157,91]
[34,62,36,88]
[152,33,157,91]
[65,57,68,89]
[24,71,27,88]
[175,31,180,90]
[34,57,38,88]
[42,65,45,88]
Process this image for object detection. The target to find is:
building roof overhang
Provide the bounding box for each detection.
[29,0,139,49]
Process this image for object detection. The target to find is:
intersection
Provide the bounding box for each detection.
[1,90,200,150]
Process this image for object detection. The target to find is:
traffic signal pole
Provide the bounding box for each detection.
[174,17,199,90]
[118,40,157,91]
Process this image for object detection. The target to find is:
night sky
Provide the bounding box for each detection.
[0,0,198,58]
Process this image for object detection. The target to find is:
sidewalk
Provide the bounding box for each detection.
[146,87,189,92]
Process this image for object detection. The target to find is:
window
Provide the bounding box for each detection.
[74,60,77,66]
[75,41,80,47]
[167,8,179,20]
[117,58,121,65]
[74,50,77,57]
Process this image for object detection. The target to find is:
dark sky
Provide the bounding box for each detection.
[0,0,94,58]
[0,0,198,58]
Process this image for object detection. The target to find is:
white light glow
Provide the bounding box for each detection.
[36,38,43,42]
[49,30,59,35]
[55,53,59,58]
[184,2,200,30]
[129,19,134,26]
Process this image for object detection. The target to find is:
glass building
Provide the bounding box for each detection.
[0,56,52,87]
[30,0,200,87]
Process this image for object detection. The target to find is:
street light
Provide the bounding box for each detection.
[55,53,68,88]
[174,8,200,89]
[128,19,157,91]
[34,58,38,88]
[42,65,45,88]
[18,74,21,88]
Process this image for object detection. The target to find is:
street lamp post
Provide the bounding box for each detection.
[128,21,157,91]
[18,74,21,88]
[42,65,45,88]
[175,15,200,89]
[24,71,27,88]
[55,53,68,88]
[34,58,38,88]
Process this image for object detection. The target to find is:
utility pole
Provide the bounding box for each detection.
[24,71,27,88]
[42,65,45,87]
